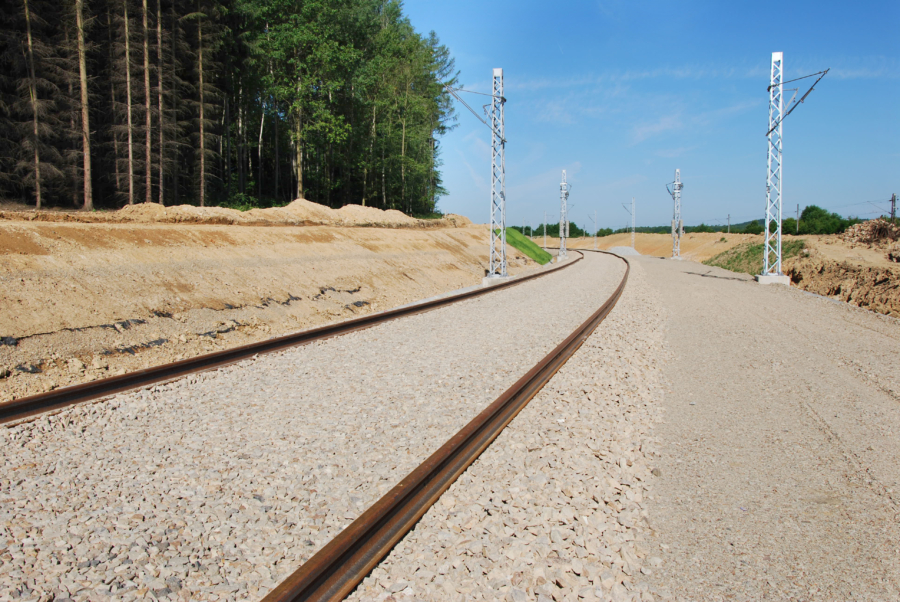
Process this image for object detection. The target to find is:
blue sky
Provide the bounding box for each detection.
[405,0,899,229]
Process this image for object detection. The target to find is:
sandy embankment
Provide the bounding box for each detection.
[541,232,758,262]
[0,201,537,402]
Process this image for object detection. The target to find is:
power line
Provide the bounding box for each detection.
[766,68,829,136]
[444,85,505,141]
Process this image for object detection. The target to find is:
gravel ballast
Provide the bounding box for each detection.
[347,258,670,602]
[0,252,625,602]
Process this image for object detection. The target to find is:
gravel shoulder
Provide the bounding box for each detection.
[0,252,624,602]
[639,257,900,600]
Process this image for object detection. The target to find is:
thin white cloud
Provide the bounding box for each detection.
[632,114,683,143]
[655,146,696,158]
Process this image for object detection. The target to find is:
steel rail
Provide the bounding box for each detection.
[0,253,582,426]
[262,251,630,602]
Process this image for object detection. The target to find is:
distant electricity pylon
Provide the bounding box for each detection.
[622,198,635,249]
[589,210,597,250]
[559,170,569,259]
[761,52,828,281]
[667,169,683,259]
[543,211,547,248]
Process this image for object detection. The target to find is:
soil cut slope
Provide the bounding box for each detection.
[0,218,535,402]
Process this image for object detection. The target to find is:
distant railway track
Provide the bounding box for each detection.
[263,250,630,602]
[0,252,584,426]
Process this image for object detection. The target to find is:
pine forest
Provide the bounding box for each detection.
[0,0,458,214]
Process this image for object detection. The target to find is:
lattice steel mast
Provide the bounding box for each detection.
[667,169,683,258]
[559,170,569,259]
[487,68,507,278]
[763,52,784,277]
[631,197,635,249]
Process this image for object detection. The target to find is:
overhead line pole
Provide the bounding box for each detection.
[543,211,547,248]
[668,169,683,258]
[631,197,635,249]
[559,170,569,260]
[762,51,785,280]
[487,68,507,279]
[758,53,827,284]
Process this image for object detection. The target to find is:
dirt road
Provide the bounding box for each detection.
[640,257,900,600]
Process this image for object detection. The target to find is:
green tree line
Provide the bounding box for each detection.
[0,0,457,213]
[516,205,862,239]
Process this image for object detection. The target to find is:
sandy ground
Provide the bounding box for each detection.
[0,219,535,403]
[549,231,900,318]
[540,233,759,263]
[640,256,900,600]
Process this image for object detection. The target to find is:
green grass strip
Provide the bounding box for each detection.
[499,228,553,265]
[703,239,806,275]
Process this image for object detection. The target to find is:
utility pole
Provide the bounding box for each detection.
[590,210,597,250]
[559,170,569,260]
[762,51,785,280]
[667,169,683,258]
[622,199,635,250]
[758,54,828,283]
[727,214,730,234]
[796,204,800,234]
[891,193,896,225]
[487,68,507,279]
[631,197,635,249]
[543,211,547,248]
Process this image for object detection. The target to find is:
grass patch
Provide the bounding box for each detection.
[703,239,806,274]
[500,227,553,265]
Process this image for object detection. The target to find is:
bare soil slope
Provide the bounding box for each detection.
[545,232,759,262]
[0,211,535,402]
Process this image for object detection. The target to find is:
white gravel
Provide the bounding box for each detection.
[347,259,670,602]
[607,247,641,257]
[0,253,625,602]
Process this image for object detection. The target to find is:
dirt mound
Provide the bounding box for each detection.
[0,199,470,229]
[336,204,417,226]
[841,219,900,246]
[787,258,900,317]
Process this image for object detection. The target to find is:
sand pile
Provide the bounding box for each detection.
[0,199,471,229]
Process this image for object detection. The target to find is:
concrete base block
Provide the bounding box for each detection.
[756,274,791,286]
[482,275,512,287]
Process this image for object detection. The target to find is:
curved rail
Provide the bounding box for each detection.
[262,251,630,602]
[0,253,582,426]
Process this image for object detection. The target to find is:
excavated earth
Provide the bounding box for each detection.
[0,203,536,403]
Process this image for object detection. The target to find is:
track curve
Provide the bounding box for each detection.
[262,251,630,602]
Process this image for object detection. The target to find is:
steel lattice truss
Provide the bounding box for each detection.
[669,169,683,258]
[764,52,784,276]
[559,170,569,259]
[488,68,507,278]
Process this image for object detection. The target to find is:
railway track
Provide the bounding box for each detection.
[0,253,582,426]
[0,249,629,602]
[263,250,629,602]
